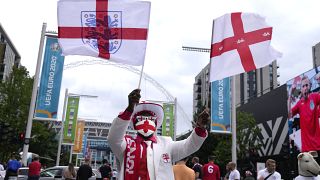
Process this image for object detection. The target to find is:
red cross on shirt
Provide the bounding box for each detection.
[162,153,170,163]
[135,120,156,133]
[58,0,148,59]
[210,12,273,72]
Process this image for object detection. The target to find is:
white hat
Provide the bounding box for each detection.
[131,103,164,128]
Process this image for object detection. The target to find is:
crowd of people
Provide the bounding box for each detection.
[172,156,282,180]
[61,158,117,180]
[0,153,117,180]
[0,153,282,180]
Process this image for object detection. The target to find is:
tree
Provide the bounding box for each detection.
[213,111,261,173]
[189,107,261,175]
[191,100,222,165]
[236,111,261,160]
[28,121,59,166]
[0,66,33,160]
[0,66,58,164]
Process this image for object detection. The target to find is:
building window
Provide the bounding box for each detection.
[269,64,274,90]
[240,74,244,104]
[247,70,257,101]
[0,35,5,43]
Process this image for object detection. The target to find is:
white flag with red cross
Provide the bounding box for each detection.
[209,12,282,81]
[57,0,150,66]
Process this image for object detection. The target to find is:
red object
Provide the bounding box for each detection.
[138,142,150,180]
[211,12,272,72]
[28,161,41,176]
[202,162,220,180]
[135,120,156,133]
[19,133,25,141]
[118,110,132,121]
[195,127,207,138]
[292,93,320,152]
[58,0,148,59]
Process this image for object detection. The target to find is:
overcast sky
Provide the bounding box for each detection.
[1,0,320,134]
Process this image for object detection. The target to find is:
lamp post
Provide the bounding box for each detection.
[56,89,98,166]
[182,45,237,163]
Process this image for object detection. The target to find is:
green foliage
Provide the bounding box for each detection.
[0,66,33,160]
[192,100,223,165]
[192,133,221,165]
[0,66,59,164]
[190,104,261,172]
[213,135,232,167]
[236,111,262,160]
[28,121,58,165]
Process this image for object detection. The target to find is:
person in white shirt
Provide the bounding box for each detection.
[0,162,5,178]
[228,162,240,180]
[257,159,281,180]
[107,89,209,180]
[0,162,4,171]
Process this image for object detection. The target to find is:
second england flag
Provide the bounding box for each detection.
[210,12,282,81]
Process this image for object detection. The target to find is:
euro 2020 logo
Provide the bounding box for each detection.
[50,42,60,52]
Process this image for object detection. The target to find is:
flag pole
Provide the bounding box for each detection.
[231,76,237,163]
[56,88,68,166]
[137,63,145,89]
[22,23,47,166]
[69,145,73,163]
[174,98,177,141]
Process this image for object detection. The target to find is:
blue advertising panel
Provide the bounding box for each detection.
[211,77,231,133]
[82,132,88,156]
[35,37,65,119]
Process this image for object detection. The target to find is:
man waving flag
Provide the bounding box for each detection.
[57,0,150,66]
[210,12,282,81]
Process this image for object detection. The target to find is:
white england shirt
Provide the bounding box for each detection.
[229,169,240,180]
[257,168,281,180]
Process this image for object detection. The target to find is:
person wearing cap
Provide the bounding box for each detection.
[107,89,209,180]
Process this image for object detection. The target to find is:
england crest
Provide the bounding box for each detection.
[81,11,122,56]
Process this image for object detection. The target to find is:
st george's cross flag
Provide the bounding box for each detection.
[57,0,151,66]
[209,12,282,81]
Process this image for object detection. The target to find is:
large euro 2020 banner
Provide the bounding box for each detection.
[35,36,65,119]
[287,66,320,153]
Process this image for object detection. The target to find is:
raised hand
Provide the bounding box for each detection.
[196,109,210,129]
[126,89,141,112]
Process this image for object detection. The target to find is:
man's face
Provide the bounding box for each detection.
[134,111,157,138]
[226,164,230,171]
[301,78,311,98]
[227,163,234,170]
[266,162,276,173]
